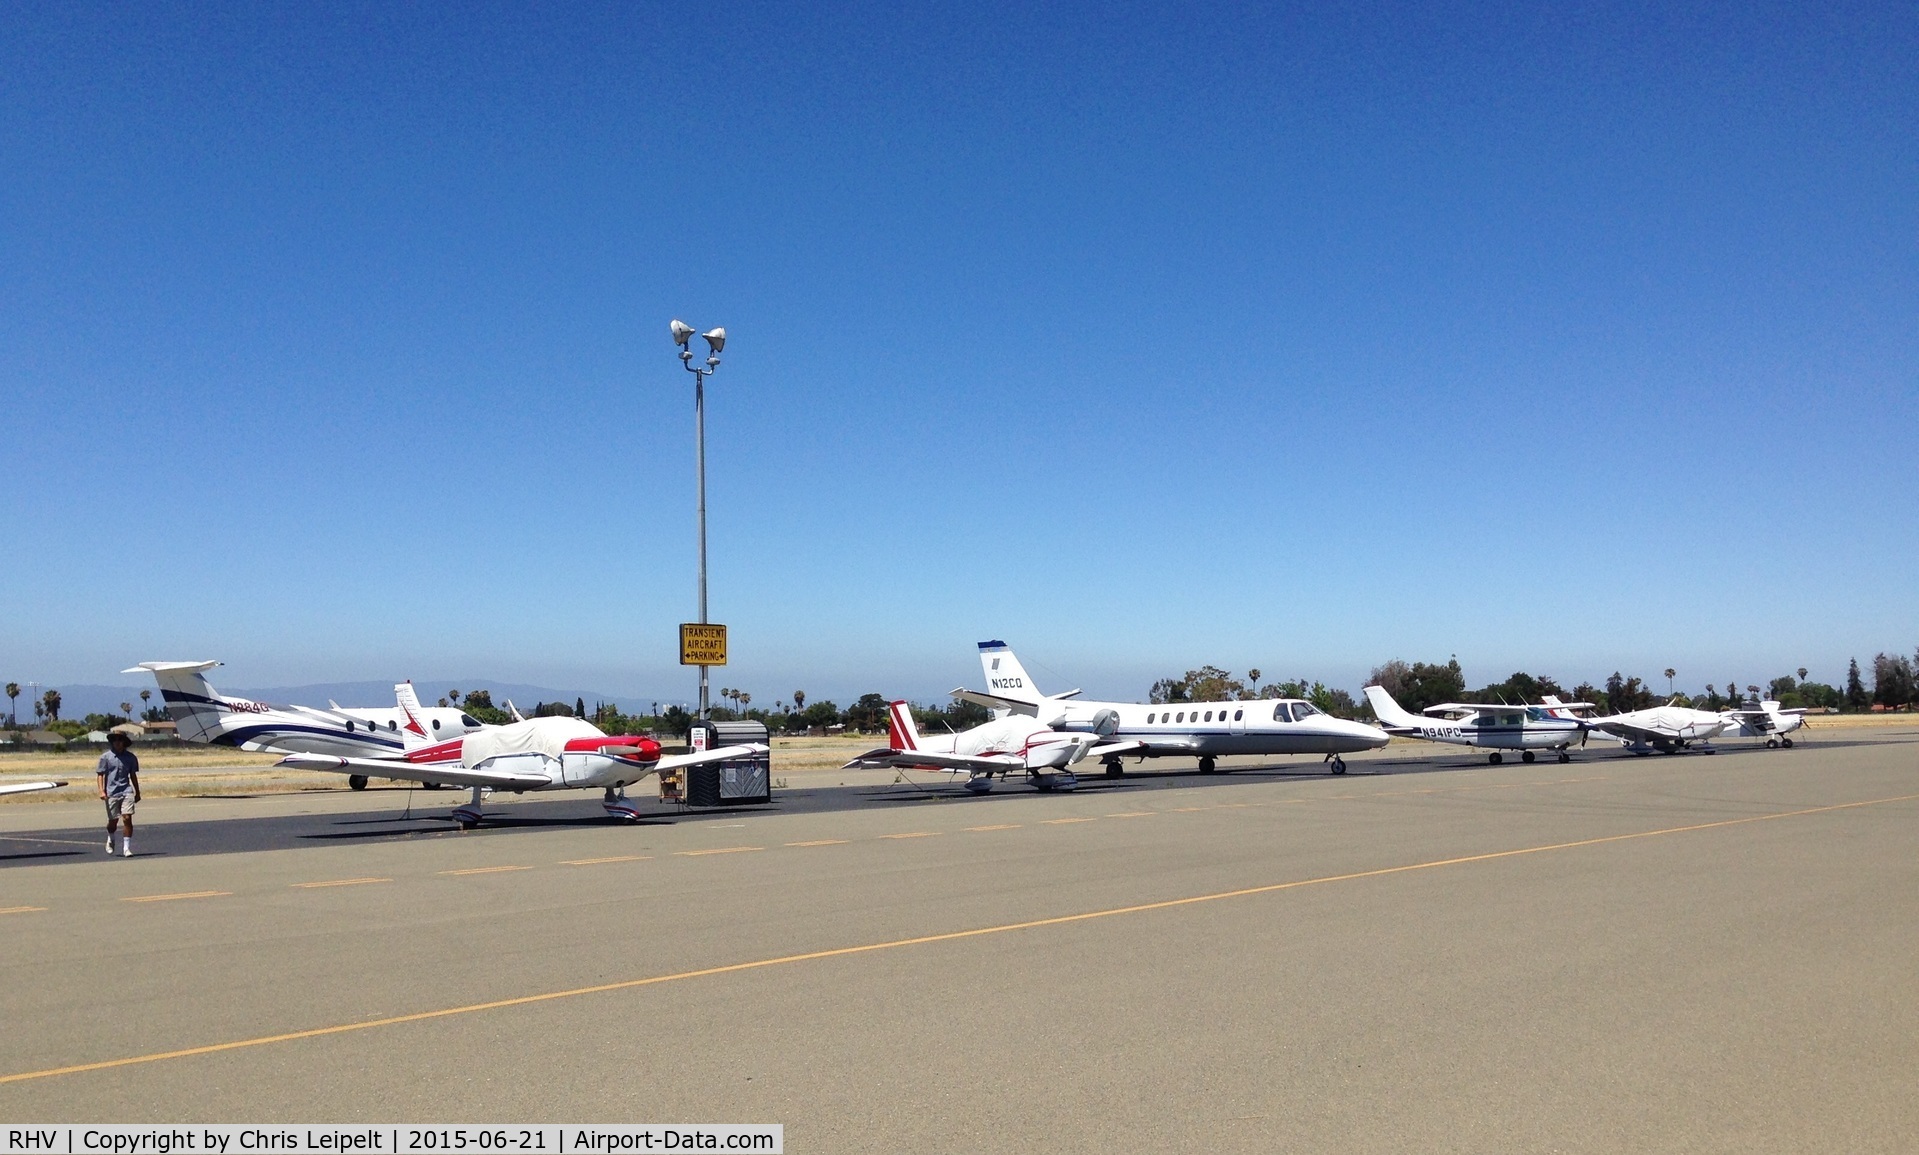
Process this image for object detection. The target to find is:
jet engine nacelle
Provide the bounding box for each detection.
[1053,708,1121,737]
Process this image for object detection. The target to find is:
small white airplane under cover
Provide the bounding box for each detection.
[960,642,1387,775]
[843,700,1144,793]
[277,683,767,827]
[0,780,66,797]
[1545,695,1809,755]
[127,661,486,773]
[1363,686,1589,764]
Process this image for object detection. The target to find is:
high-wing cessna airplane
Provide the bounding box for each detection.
[0,780,66,797]
[1363,686,1589,763]
[843,700,1143,793]
[276,683,766,827]
[961,642,1387,775]
[127,661,486,779]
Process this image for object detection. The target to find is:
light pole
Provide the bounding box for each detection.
[670,319,725,719]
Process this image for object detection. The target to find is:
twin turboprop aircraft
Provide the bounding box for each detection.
[277,683,766,827]
[957,642,1387,775]
[1363,686,1588,763]
[128,660,487,772]
[844,700,1143,792]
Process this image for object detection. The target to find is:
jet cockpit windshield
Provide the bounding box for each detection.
[1291,701,1322,719]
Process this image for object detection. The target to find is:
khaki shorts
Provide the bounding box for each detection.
[106,794,137,820]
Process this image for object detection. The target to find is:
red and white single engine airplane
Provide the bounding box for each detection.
[843,700,1143,793]
[276,683,766,827]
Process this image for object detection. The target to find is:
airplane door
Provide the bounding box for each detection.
[1229,704,1249,737]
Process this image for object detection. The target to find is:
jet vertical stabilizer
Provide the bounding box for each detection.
[122,660,229,743]
[977,641,1046,706]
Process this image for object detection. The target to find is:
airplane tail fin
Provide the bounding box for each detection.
[887,700,921,752]
[122,661,233,744]
[1363,685,1423,730]
[977,640,1045,705]
[394,681,433,751]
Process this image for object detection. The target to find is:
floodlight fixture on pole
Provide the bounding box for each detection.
[670,318,724,719]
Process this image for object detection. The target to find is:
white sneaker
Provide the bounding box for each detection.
[121,843,133,858]
[106,839,115,854]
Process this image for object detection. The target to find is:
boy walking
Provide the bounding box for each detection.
[97,731,141,857]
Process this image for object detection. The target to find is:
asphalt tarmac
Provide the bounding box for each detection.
[3,731,1915,1152]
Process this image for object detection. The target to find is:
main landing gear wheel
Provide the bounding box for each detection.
[1781,737,1794,748]
[1488,753,1503,765]
[347,774,369,791]
[1329,755,1347,775]
[1198,756,1218,774]
[1766,738,1779,748]
[1557,750,1571,764]
[1521,751,1536,763]
[1103,758,1124,778]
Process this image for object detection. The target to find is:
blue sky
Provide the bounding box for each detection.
[4,1,1914,707]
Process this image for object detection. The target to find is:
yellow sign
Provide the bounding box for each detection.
[679,623,728,666]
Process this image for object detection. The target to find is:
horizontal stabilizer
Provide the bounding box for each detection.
[951,687,1040,716]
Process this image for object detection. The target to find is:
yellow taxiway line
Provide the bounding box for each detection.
[121,891,231,903]
[7,791,1911,1087]
[291,878,391,889]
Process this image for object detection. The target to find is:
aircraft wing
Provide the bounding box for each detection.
[275,753,551,790]
[1131,734,1205,753]
[1087,739,1145,759]
[841,747,1023,773]
[950,687,1041,716]
[1589,717,1719,744]
[652,744,770,773]
[0,780,66,797]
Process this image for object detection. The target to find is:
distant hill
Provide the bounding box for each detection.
[23,679,680,722]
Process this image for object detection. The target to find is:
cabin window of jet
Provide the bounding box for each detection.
[1234,710,1243,721]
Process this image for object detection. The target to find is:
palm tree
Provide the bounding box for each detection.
[1664,668,1677,696]
[449,689,461,705]
[1796,667,1808,684]
[793,690,806,712]
[738,691,751,710]
[119,701,133,721]
[41,689,60,722]
[4,683,17,727]
[140,688,151,715]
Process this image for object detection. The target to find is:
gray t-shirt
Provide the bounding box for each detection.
[97,748,140,797]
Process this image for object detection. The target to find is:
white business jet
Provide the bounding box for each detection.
[843,700,1143,793]
[0,780,67,797]
[276,683,765,827]
[1363,685,1589,764]
[960,642,1387,775]
[126,662,486,781]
